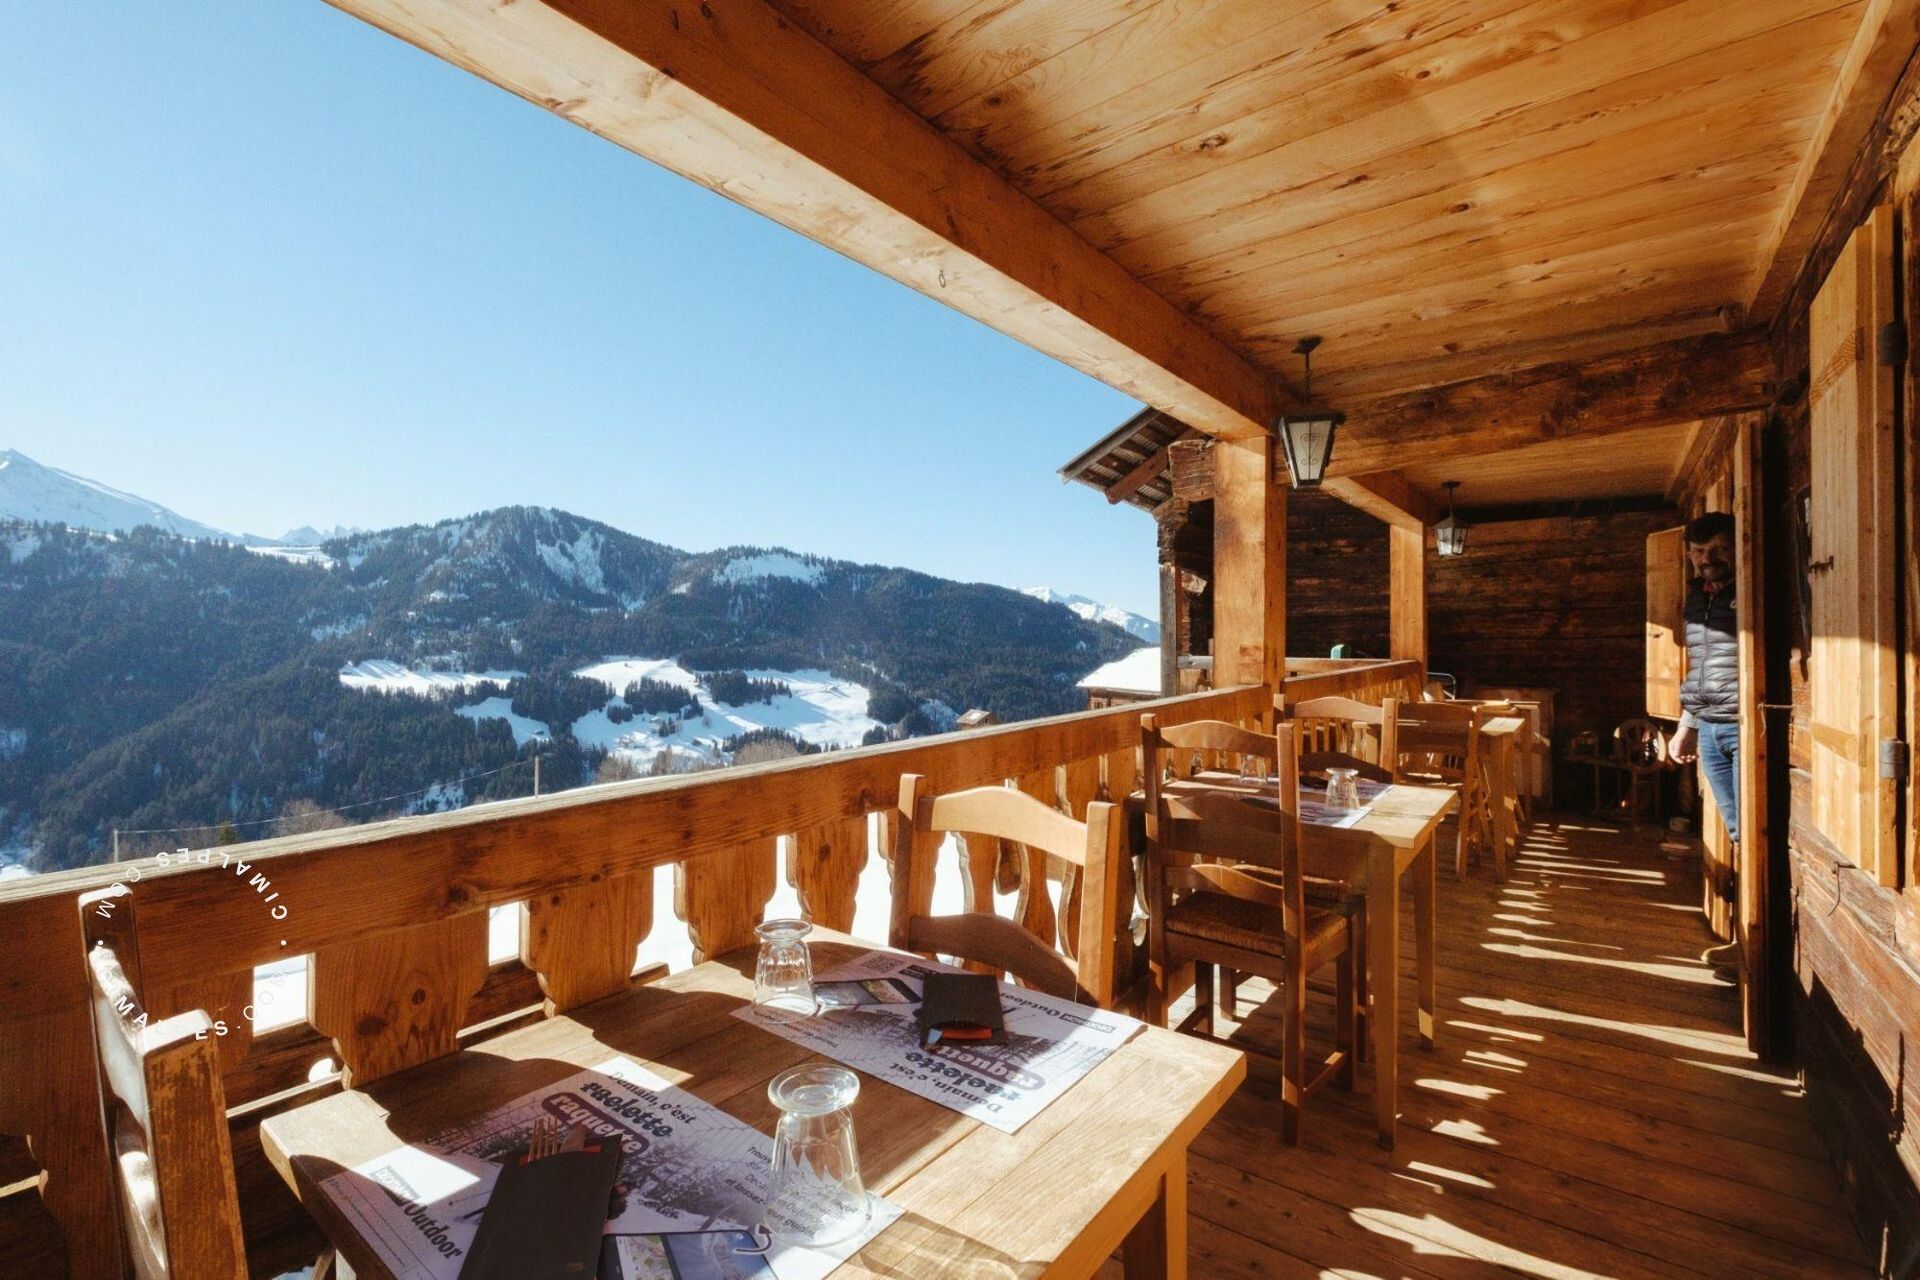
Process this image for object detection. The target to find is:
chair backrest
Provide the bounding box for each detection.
[891,776,1125,1006]
[1149,717,1276,778]
[78,885,247,1280]
[1142,716,1308,946]
[1396,699,1483,784]
[1285,695,1400,779]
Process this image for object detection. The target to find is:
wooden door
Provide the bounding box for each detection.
[1645,526,1686,720]
[1808,204,1901,886]
[1730,415,1771,1048]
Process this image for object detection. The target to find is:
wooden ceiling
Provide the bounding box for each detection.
[765,0,1865,400]
[1397,419,1702,507]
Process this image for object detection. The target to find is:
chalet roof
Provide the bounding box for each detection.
[1076,645,1161,695]
[1057,407,1191,514]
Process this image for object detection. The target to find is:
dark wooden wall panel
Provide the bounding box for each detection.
[1286,490,1389,659]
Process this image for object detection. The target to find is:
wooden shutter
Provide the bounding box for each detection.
[1809,204,1901,885]
[1645,527,1686,720]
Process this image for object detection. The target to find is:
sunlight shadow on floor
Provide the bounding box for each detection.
[1460,996,1748,1056]
[1351,1209,1612,1280]
[1478,941,1730,986]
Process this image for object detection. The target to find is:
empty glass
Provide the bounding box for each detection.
[764,1065,870,1247]
[753,919,817,1022]
[1325,767,1362,812]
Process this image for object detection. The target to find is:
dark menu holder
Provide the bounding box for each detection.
[915,972,1007,1048]
[456,1133,622,1280]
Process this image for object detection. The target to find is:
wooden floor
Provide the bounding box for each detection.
[1111,816,1873,1280]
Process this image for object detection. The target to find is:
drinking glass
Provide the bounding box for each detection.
[754,919,818,1022]
[1325,767,1362,812]
[764,1065,870,1247]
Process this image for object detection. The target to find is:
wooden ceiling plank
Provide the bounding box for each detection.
[1066,0,1843,249]
[1105,429,1198,506]
[1319,472,1441,531]
[1223,217,1774,345]
[324,0,1280,441]
[1099,13,1844,279]
[864,0,1157,123]
[1328,330,1775,477]
[1142,137,1805,308]
[763,0,986,70]
[1400,421,1701,506]
[961,0,1537,201]
[1748,0,1920,318]
[1664,419,1713,501]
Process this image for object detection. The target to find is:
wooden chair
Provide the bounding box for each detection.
[1395,700,1488,878]
[77,884,249,1280]
[891,774,1127,1007]
[1141,718,1360,1144]
[1285,695,1401,784]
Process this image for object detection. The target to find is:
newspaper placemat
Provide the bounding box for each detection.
[316,1055,899,1280]
[734,949,1142,1134]
[1296,777,1393,829]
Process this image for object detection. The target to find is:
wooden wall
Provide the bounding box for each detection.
[1770,167,1920,1271]
[1286,490,1389,659]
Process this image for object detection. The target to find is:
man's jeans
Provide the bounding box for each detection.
[1696,718,1740,844]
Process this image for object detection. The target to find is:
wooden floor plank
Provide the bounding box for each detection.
[1164,817,1871,1278]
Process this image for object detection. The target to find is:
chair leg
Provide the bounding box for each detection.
[1453,809,1470,879]
[1148,960,1169,1029]
[1221,967,1240,1021]
[1281,965,1306,1146]
[1351,904,1369,1064]
[1335,945,1356,1092]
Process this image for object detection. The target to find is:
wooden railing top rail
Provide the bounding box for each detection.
[1279,658,1424,704]
[0,683,1266,1017]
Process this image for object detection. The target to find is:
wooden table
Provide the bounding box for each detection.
[1129,776,1455,1148]
[261,936,1245,1280]
[1478,715,1528,880]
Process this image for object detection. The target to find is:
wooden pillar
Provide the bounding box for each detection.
[1213,436,1285,698]
[1389,522,1427,667]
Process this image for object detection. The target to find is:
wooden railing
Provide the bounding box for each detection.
[0,682,1268,1277]
[1280,657,1425,707]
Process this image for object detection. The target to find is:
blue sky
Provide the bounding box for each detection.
[0,3,1157,614]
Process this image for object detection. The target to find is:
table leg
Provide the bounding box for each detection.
[1493,737,1515,881]
[1414,836,1436,1051]
[1122,1148,1188,1280]
[1368,846,1399,1150]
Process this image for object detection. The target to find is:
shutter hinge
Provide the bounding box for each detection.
[1877,319,1908,366]
[1881,739,1911,782]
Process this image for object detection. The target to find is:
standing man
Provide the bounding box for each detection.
[1669,512,1740,852]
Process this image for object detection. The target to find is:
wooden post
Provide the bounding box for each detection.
[1213,436,1285,705]
[1389,522,1427,668]
[1731,411,1771,1053]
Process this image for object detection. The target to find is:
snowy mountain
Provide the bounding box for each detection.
[1021,586,1160,644]
[0,449,237,542]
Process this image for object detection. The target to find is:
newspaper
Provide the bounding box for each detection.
[316,1055,900,1280]
[735,950,1141,1134]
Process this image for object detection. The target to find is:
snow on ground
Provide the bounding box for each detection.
[337,660,521,696]
[571,666,880,770]
[1077,645,1162,695]
[712,551,824,587]
[246,544,336,569]
[0,727,24,760]
[456,696,550,747]
[573,656,701,692]
[6,531,40,563]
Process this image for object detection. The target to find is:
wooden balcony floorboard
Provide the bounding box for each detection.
[1103,816,1872,1280]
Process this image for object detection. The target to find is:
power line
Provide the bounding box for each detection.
[111,756,539,839]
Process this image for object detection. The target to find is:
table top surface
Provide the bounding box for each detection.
[1145,773,1456,852]
[261,936,1245,1280]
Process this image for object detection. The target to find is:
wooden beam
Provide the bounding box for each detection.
[1213,438,1285,697]
[1106,430,1196,505]
[1319,471,1440,530]
[326,0,1279,441]
[1331,330,1774,476]
[1388,524,1427,668]
[1749,0,1920,319]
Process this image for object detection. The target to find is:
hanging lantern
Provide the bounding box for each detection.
[1435,480,1469,556]
[1276,336,1343,488]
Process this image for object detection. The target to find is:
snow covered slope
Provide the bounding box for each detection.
[0,449,236,541]
[1021,586,1160,644]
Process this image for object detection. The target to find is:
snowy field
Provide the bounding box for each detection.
[341,655,882,770]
